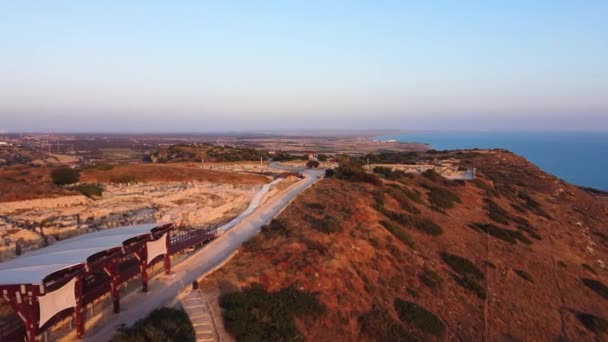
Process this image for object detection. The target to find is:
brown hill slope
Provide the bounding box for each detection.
[202,150,608,341]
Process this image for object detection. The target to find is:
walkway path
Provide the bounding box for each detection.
[86,169,323,341]
[181,290,219,342]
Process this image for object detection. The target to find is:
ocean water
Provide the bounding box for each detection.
[379,132,608,191]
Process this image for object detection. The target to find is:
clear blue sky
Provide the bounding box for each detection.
[1,1,607,132]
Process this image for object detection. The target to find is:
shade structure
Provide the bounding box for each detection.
[0,223,158,285]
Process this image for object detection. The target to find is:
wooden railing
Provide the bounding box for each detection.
[0,227,220,341]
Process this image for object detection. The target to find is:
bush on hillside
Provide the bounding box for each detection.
[412,217,443,236]
[359,308,419,342]
[394,298,445,337]
[379,220,415,248]
[515,269,534,283]
[419,268,444,292]
[373,166,393,177]
[220,284,325,341]
[468,223,532,245]
[260,219,292,238]
[581,278,608,299]
[306,160,320,168]
[484,198,510,224]
[577,313,608,334]
[110,175,136,184]
[425,185,461,210]
[73,183,104,198]
[111,307,195,342]
[582,264,598,275]
[50,167,80,185]
[386,187,420,214]
[440,252,484,281]
[440,252,486,299]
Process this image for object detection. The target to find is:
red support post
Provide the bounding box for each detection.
[164,232,171,275]
[75,276,84,339]
[25,286,38,342]
[138,246,148,292]
[106,259,120,313]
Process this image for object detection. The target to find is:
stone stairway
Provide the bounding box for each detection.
[181,290,219,342]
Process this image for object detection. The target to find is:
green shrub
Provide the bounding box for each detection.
[386,187,420,214]
[581,278,608,299]
[380,220,415,248]
[359,308,420,342]
[582,264,598,275]
[518,191,551,219]
[373,166,393,177]
[306,160,320,168]
[380,209,412,226]
[468,223,532,245]
[484,198,510,224]
[452,274,487,299]
[440,252,484,281]
[73,184,103,198]
[422,169,443,182]
[513,216,541,240]
[95,164,114,171]
[394,298,445,337]
[577,313,608,334]
[220,284,325,341]
[110,175,136,184]
[305,202,325,210]
[440,252,486,298]
[111,307,195,342]
[412,217,443,236]
[304,215,343,234]
[515,269,534,283]
[400,186,425,205]
[373,189,385,207]
[260,219,292,238]
[50,167,80,185]
[419,268,443,291]
[426,185,461,209]
[473,179,496,195]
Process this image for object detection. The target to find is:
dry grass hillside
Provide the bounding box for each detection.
[0,164,268,202]
[202,150,608,341]
[80,163,268,185]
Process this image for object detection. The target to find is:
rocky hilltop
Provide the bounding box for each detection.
[202,149,608,341]
[150,143,269,163]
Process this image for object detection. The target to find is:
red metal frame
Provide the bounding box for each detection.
[0,223,220,341]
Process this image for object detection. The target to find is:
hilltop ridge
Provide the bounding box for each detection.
[202,149,608,341]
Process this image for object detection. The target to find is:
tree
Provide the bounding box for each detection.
[51,167,80,185]
[306,160,320,168]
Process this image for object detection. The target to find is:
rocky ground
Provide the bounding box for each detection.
[0,181,264,261]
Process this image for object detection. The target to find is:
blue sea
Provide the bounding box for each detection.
[379,132,608,191]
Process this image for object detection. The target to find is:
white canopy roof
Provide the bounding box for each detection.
[0,224,159,285]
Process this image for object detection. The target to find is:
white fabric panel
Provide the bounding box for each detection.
[38,278,77,328]
[146,233,168,264]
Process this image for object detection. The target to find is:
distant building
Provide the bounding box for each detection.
[0,141,10,147]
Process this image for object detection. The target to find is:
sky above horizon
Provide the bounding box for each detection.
[1,1,607,132]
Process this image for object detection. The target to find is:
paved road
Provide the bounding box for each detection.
[86,169,323,341]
